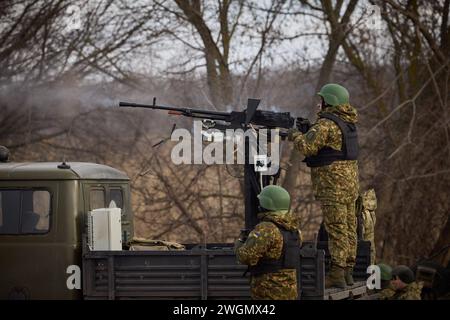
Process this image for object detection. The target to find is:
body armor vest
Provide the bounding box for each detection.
[248,221,300,276]
[304,112,358,167]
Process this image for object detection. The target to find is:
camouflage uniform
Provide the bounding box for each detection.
[235,211,301,300]
[292,104,359,269]
[378,283,396,300]
[361,189,377,264]
[390,282,423,300]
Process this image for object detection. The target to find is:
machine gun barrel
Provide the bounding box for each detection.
[119,100,230,121]
[119,98,295,135]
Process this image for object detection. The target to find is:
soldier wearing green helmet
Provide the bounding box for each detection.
[375,263,396,300]
[318,83,350,106]
[378,263,393,282]
[234,185,301,300]
[287,83,359,289]
[389,265,423,300]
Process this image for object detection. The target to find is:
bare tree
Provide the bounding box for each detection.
[344,0,450,264]
[151,0,289,107]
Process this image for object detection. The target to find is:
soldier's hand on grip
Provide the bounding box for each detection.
[296,117,311,134]
[238,229,250,243]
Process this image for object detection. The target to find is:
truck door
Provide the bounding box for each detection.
[0,187,55,299]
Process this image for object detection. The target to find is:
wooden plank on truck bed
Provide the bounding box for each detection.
[324,281,367,300]
[356,292,380,300]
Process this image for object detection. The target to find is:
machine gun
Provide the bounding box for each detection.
[119,97,305,229]
[119,98,295,137]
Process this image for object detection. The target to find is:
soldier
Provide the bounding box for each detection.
[288,83,359,288]
[376,263,396,300]
[234,185,301,300]
[361,188,377,264]
[388,265,423,300]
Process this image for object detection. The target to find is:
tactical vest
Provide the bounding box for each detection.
[304,112,358,167]
[248,221,300,276]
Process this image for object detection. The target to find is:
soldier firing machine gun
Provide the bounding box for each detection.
[119,98,311,230]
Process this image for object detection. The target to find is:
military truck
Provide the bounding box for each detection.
[0,159,370,300]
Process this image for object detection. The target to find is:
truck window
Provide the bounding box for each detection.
[32,191,50,232]
[90,189,105,210]
[0,190,20,234]
[0,189,51,235]
[110,188,123,209]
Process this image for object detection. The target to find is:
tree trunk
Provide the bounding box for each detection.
[174,0,233,108]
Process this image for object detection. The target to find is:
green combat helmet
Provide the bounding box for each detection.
[377,263,393,281]
[318,83,349,106]
[257,185,291,211]
[392,265,415,284]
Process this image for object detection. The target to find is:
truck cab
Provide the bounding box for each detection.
[0,162,132,299]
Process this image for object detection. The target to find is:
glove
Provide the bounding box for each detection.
[296,117,311,134]
[238,229,250,242]
[234,229,249,252]
[287,128,301,141]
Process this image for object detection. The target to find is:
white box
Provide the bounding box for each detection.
[87,208,122,251]
[254,155,268,172]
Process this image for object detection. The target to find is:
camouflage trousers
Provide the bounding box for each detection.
[363,232,376,265]
[362,209,376,264]
[321,202,357,268]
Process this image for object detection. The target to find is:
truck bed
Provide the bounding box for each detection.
[82,241,370,300]
[324,282,367,300]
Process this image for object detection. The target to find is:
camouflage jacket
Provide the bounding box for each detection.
[391,282,423,300]
[362,209,375,239]
[378,284,396,300]
[292,104,359,204]
[361,189,377,240]
[234,211,301,300]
